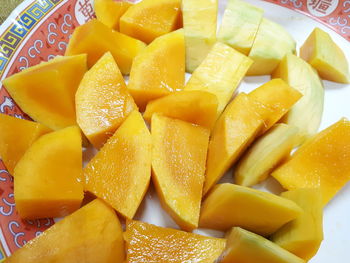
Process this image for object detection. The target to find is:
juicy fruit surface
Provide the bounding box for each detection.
[124,220,226,263]
[76,52,137,149]
[84,111,151,219]
[14,126,83,219]
[5,199,125,263]
[94,0,131,30]
[272,118,350,205]
[152,114,210,230]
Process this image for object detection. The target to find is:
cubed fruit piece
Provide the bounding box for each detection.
[2,55,87,130]
[185,42,253,117]
[247,18,296,76]
[221,227,305,263]
[218,0,264,55]
[65,19,146,74]
[272,118,350,205]
[203,93,264,195]
[94,0,131,30]
[199,183,302,235]
[143,90,218,130]
[84,111,151,219]
[234,124,299,187]
[273,54,324,145]
[248,78,302,133]
[14,126,83,219]
[125,220,226,262]
[0,114,51,174]
[120,0,181,44]
[152,114,210,231]
[271,188,323,261]
[76,52,137,149]
[182,0,218,72]
[128,29,185,110]
[300,28,350,83]
[5,199,124,263]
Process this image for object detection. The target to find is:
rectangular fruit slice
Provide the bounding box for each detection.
[84,111,151,219]
[199,183,302,235]
[5,199,125,263]
[151,114,210,231]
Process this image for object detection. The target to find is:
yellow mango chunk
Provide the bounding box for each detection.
[272,118,350,205]
[125,220,226,262]
[221,227,305,263]
[248,18,296,75]
[76,52,137,149]
[203,93,264,195]
[2,55,87,130]
[248,78,302,132]
[94,0,131,30]
[235,124,299,187]
[271,188,323,261]
[273,54,324,145]
[143,90,218,130]
[185,42,253,117]
[120,0,181,44]
[300,28,350,84]
[14,126,83,219]
[152,114,210,231]
[0,114,51,174]
[65,19,146,74]
[128,29,185,110]
[5,199,125,263]
[84,111,151,219]
[218,0,264,55]
[182,0,218,72]
[199,183,302,235]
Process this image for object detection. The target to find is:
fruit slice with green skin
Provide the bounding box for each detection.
[271,188,323,261]
[300,27,350,84]
[182,0,218,73]
[184,42,253,117]
[234,124,299,187]
[273,53,324,145]
[221,227,305,263]
[247,18,296,76]
[218,0,264,55]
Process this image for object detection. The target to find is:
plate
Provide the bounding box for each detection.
[0,0,349,262]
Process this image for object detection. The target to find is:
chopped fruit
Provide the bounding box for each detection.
[300,28,350,84]
[199,183,302,235]
[271,188,323,261]
[124,220,226,262]
[0,114,51,174]
[65,19,146,74]
[128,29,185,110]
[94,0,131,30]
[5,199,125,263]
[182,0,218,72]
[120,0,181,44]
[234,124,299,187]
[248,18,296,76]
[76,52,137,149]
[84,111,151,219]
[14,126,83,219]
[218,0,264,55]
[272,118,350,205]
[203,93,264,195]
[152,114,210,231]
[273,53,324,145]
[184,42,253,116]
[143,90,218,129]
[2,55,87,130]
[221,227,305,263]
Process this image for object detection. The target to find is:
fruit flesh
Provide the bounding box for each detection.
[152,114,210,231]
[84,111,151,219]
[94,0,131,30]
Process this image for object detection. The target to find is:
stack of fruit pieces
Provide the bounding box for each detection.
[1,0,350,262]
